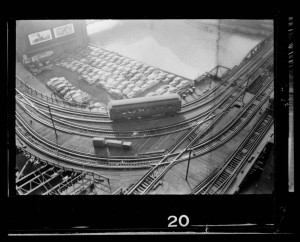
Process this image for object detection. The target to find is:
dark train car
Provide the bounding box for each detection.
[108,94,181,120]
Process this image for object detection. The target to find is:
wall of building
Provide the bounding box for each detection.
[16,20,88,61]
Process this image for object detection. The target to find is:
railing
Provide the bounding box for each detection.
[16,76,93,112]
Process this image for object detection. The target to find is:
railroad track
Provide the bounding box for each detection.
[15,35,274,195]
[16,116,163,170]
[15,74,273,181]
[15,35,273,127]
[16,55,273,141]
[15,74,273,175]
[126,78,273,194]
[15,59,273,180]
[191,109,273,195]
[16,109,177,167]
[15,80,111,121]
[15,76,109,116]
[181,37,273,110]
[136,66,272,161]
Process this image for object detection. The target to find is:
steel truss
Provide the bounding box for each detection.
[15,148,110,195]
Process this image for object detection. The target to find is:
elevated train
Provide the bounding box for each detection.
[108,94,181,120]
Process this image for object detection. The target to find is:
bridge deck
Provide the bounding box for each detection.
[148,101,270,194]
[16,104,187,158]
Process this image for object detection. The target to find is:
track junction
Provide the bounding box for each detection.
[15,34,274,195]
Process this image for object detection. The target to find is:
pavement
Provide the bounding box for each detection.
[16,62,54,96]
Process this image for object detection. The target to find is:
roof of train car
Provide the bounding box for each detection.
[108,94,181,108]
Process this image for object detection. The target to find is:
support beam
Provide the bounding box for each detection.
[16,163,48,184]
[57,173,85,194]
[16,166,57,194]
[68,179,93,195]
[42,173,75,195]
[16,159,30,182]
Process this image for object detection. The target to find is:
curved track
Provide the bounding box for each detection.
[191,109,273,195]
[15,36,273,127]
[16,76,273,173]
[15,34,274,195]
[16,55,273,140]
[126,79,273,194]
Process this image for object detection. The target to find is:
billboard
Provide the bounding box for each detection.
[28,29,53,45]
[53,23,75,38]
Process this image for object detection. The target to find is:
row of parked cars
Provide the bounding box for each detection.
[85,101,107,113]
[46,77,91,104]
[24,60,53,76]
[47,76,106,112]
[146,79,193,97]
[57,45,195,99]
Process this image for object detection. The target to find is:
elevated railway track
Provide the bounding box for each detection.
[16,54,273,140]
[124,79,274,194]
[191,109,273,195]
[16,75,273,173]
[15,34,274,195]
[15,35,273,127]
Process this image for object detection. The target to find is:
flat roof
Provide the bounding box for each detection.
[108,94,181,108]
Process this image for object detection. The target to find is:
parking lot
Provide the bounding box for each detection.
[20,44,220,114]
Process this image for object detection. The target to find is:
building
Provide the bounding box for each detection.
[16,20,88,62]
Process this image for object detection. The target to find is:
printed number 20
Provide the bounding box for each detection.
[168,215,189,227]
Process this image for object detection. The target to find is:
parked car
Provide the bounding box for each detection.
[108,89,123,99]
[166,87,178,94]
[169,77,182,87]
[47,77,59,86]
[176,80,191,89]
[146,92,157,97]
[60,86,77,96]
[76,67,85,74]
[50,79,68,89]
[64,90,81,100]
[127,83,135,89]
[147,73,158,80]
[55,83,69,92]
[122,87,132,95]
[116,83,128,91]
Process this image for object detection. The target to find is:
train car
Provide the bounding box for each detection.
[108,94,181,120]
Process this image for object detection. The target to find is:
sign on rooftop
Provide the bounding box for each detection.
[53,23,75,38]
[28,29,53,45]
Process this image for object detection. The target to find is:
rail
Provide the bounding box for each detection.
[192,109,273,195]
[16,55,273,141]
[15,35,273,122]
[126,78,273,194]
[16,76,95,112]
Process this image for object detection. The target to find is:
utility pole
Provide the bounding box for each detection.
[66,85,74,109]
[185,148,194,180]
[47,105,59,154]
[241,75,251,107]
[51,93,57,104]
